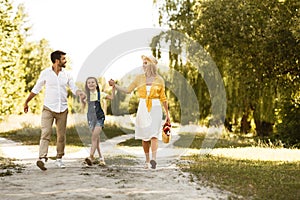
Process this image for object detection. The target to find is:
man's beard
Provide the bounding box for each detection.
[59,62,66,68]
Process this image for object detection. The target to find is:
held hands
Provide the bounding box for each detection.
[108,79,115,87]
[78,91,86,98]
[77,90,87,103]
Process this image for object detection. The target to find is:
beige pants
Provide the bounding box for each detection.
[39,106,68,159]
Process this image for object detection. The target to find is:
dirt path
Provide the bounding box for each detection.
[0,133,232,200]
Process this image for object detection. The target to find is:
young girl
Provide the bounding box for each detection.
[83,77,114,166]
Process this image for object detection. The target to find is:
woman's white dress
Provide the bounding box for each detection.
[135,86,162,141]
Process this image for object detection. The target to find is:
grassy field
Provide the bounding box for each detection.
[181,155,300,200]
[118,138,142,146]
[174,132,300,199]
[0,123,133,146]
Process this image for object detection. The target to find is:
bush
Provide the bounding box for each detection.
[276,99,300,147]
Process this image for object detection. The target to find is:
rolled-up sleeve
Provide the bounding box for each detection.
[155,76,167,103]
[31,71,46,94]
[67,72,79,95]
[159,84,167,103]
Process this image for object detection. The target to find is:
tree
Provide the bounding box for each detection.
[0,0,53,115]
[20,39,53,113]
[155,0,300,140]
[0,1,28,115]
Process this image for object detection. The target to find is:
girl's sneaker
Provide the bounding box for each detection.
[99,158,106,166]
[144,162,150,169]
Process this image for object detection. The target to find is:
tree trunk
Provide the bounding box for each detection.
[254,120,273,137]
[240,114,251,134]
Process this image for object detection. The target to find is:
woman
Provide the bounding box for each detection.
[109,55,170,169]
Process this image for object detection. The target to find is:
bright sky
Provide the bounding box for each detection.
[13,0,162,81]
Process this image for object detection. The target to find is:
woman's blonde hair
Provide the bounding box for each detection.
[145,62,158,77]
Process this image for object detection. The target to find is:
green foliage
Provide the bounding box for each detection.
[155,0,300,143]
[276,96,300,147]
[0,1,27,115]
[22,39,52,92]
[151,31,214,125]
[0,0,53,115]
[20,39,53,114]
[110,77,139,116]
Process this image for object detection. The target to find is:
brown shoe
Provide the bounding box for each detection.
[85,157,93,166]
[36,160,47,171]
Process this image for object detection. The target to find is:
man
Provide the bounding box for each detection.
[24,50,86,170]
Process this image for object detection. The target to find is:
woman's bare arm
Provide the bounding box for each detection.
[106,86,116,100]
[162,101,170,122]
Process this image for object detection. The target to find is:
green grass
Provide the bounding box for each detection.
[0,157,24,176]
[117,132,252,149]
[118,138,142,147]
[0,124,133,146]
[173,132,254,149]
[181,155,300,200]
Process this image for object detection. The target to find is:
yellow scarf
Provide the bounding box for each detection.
[127,74,167,112]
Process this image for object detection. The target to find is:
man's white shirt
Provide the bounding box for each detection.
[32,67,78,113]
